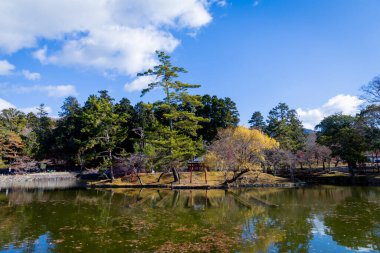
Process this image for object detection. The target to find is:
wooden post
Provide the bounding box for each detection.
[190,164,193,184]
[204,166,208,184]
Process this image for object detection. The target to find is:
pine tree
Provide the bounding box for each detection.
[249,111,266,131]
[81,91,129,180]
[266,103,305,152]
[53,97,86,168]
[196,95,240,142]
[138,51,208,183]
[34,104,54,159]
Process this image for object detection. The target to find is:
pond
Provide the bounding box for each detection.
[0,186,379,252]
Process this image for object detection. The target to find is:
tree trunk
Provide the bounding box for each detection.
[223,169,249,185]
[157,172,165,183]
[109,149,114,182]
[136,173,143,185]
[289,167,295,182]
[190,167,193,184]
[171,168,180,184]
[204,167,208,184]
[348,162,356,176]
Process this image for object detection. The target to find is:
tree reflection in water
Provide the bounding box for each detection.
[0,186,379,252]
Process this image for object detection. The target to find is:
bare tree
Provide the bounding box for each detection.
[361,76,380,104]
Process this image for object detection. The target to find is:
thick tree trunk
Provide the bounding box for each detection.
[348,162,356,176]
[223,169,249,185]
[171,168,181,184]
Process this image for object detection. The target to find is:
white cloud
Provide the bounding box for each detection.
[0,98,16,110]
[33,46,47,62]
[124,75,157,92]
[43,85,78,97]
[0,0,217,75]
[210,0,227,7]
[296,94,364,129]
[253,0,261,7]
[0,60,15,75]
[20,106,52,115]
[15,84,78,97]
[22,70,41,80]
[0,97,53,116]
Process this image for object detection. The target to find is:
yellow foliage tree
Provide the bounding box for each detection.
[205,126,278,183]
[0,129,24,164]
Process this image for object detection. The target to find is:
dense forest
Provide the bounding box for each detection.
[1,51,380,180]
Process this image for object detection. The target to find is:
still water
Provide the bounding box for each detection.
[0,186,379,253]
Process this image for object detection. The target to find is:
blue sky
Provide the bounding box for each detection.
[0,0,378,128]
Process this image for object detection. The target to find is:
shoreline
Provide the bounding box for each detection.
[1,171,380,189]
[0,172,79,182]
[0,172,82,189]
[88,182,306,189]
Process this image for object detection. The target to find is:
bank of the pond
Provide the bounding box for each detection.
[0,172,82,189]
[303,172,380,186]
[2,171,380,189]
[87,171,306,189]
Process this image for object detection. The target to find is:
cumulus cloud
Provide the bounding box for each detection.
[124,75,157,92]
[0,60,15,75]
[0,0,217,75]
[296,94,364,129]
[22,70,41,80]
[0,98,16,110]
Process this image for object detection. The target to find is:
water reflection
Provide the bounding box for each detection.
[0,186,379,252]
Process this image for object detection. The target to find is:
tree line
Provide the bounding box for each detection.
[1,51,379,180]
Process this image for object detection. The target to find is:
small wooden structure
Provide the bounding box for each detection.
[187,157,209,184]
[187,157,207,172]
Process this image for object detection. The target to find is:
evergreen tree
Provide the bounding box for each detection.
[316,114,367,174]
[249,111,266,131]
[114,98,135,153]
[81,91,129,180]
[0,108,27,134]
[266,103,305,152]
[33,104,54,159]
[138,51,207,182]
[196,95,240,142]
[53,97,85,168]
[132,102,156,152]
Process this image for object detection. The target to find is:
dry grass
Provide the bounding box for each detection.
[90,171,292,187]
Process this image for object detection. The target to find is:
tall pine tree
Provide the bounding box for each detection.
[138,51,208,183]
[81,91,129,180]
[266,103,305,152]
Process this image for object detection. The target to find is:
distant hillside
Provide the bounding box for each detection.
[304,129,315,135]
